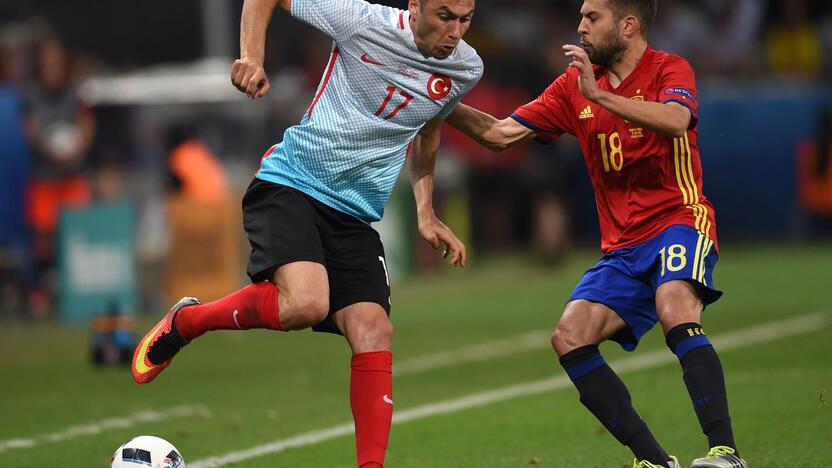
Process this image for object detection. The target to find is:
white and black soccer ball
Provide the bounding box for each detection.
[109,435,185,468]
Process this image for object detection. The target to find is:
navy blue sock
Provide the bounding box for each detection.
[560,345,669,464]
[666,323,737,454]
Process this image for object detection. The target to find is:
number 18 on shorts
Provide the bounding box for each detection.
[569,225,723,351]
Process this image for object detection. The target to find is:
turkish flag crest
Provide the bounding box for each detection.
[427,74,452,100]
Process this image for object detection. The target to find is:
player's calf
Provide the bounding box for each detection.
[174,281,284,339]
[350,350,393,468]
[336,305,394,467]
[337,305,394,468]
[665,323,739,455]
[559,344,670,465]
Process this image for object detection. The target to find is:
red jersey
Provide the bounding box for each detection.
[512,48,717,253]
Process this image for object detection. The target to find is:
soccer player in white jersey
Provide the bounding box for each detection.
[132,0,482,466]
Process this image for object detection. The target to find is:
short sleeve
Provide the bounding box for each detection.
[511,72,574,144]
[291,0,375,42]
[658,57,699,129]
[435,56,484,120]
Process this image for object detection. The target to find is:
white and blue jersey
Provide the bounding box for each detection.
[256,0,483,223]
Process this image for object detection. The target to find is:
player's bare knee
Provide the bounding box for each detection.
[303,296,330,325]
[551,323,583,356]
[360,312,393,341]
[553,301,605,355]
[348,311,392,352]
[550,329,561,352]
[656,289,702,332]
[281,295,329,329]
[370,315,394,345]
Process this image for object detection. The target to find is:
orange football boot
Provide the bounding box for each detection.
[132,297,199,384]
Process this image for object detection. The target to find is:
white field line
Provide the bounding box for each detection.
[190,312,831,468]
[394,330,549,377]
[0,405,210,454]
[0,330,557,454]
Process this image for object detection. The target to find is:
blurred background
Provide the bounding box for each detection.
[1,0,831,324]
[2,1,832,467]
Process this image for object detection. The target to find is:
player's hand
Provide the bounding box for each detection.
[231,57,271,99]
[417,213,467,268]
[563,44,600,102]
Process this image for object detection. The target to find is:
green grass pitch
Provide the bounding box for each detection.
[1,244,830,467]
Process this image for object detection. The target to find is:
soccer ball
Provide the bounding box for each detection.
[109,435,185,468]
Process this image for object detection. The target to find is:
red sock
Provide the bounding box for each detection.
[175,281,282,340]
[351,351,393,468]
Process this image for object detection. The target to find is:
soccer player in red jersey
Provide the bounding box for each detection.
[447,1,748,467]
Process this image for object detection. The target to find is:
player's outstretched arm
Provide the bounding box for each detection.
[232,0,291,99]
[409,118,466,268]
[446,104,535,152]
[563,44,692,137]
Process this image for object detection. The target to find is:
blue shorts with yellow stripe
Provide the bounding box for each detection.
[568,224,723,351]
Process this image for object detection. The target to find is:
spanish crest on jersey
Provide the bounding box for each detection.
[511,48,717,253]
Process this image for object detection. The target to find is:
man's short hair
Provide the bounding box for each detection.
[607,0,657,36]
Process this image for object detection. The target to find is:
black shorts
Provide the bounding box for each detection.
[242,178,391,334]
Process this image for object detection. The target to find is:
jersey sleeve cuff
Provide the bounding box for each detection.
[662,99,698,129]
[510,113,554,144]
